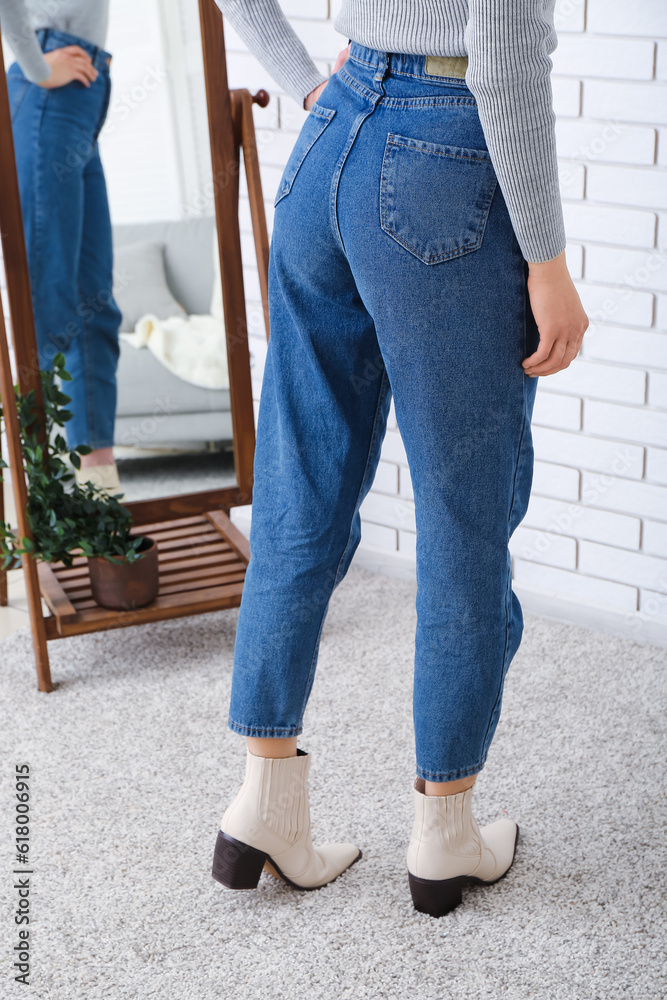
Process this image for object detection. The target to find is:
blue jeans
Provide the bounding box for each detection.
[229,44,539,782]
[7,29,121,450]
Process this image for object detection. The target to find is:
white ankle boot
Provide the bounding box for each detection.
[407,778,519,916]
[212,749,361,891]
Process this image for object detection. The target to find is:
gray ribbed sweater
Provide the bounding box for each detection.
[0,0,565,262]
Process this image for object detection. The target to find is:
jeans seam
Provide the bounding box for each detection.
[387,136,491,162]
[348,53,376,69]
[479,288,529,763]
[339,67,477,110]
[334,367,390,587]
[295,367,390,730]
[31,91,51,366]
[329,101,380,256]
[379,96,477,108]
[338,66,379,104]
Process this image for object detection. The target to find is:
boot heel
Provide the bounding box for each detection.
[212,831,268,890]
[408,871,465,917]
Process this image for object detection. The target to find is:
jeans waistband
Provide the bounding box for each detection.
[348,42,469,84]
[36,28,112,73]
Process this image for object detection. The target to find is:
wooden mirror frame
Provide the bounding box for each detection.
[0,1,271,690]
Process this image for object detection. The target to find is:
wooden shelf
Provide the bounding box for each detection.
[37,510,249,639]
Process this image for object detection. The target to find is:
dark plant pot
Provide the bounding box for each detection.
[87,536,159,611]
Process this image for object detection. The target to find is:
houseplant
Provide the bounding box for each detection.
[0,353,159,610]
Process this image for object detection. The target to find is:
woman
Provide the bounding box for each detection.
[1,1,123,496]
[214,0,588,917]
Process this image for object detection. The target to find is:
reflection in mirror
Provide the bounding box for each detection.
[3,0,237,504]
[103,0,237,501]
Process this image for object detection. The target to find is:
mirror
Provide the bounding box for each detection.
[1,0,260,506]
[103,0,232,501]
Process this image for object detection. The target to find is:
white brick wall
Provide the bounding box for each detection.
[223,0,667,644]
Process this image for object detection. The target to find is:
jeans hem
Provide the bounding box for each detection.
[415,759,486,782]
[227,718,303,738]
[79,439,115,450]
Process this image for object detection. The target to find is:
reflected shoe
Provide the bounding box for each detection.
[74,462,124,499]
[407,778,519,917]
[212,748,362,891]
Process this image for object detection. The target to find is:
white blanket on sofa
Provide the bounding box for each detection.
[121,313,229,390]
[120,228,230,390]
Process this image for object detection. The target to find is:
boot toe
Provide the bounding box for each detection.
[319,841,362,879]
[274,842,362,889]
[479,818,519,881]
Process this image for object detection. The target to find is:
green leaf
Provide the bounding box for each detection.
[69,452,81,470]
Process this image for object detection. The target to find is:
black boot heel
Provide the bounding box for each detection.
[212,831,268,889]
[408,871,466,917]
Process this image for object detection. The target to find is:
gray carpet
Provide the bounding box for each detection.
[0,566,665,1000]
[115,449,237,502]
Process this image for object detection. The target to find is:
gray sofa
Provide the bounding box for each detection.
[112,217,232,450]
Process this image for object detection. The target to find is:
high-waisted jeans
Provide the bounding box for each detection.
[229,43,539,782]
[7,29,121,450]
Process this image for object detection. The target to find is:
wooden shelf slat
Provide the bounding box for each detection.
[127,513,206,534]
[129,522,218,543]
[51,539,238,586]
[155,549,240,570]
[37,563,78,627]
[44,580,245,639]
[145,532,222,554]
[72,569,247,607]
[40,510,248,638]
[206,509,250,562]
[66,561,247,604]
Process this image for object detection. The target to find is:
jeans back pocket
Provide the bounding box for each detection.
[380,133,497,264]
[274,105,336,207]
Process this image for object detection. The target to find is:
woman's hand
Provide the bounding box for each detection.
[38,46,99,89]
[304,43,351,110]
[523,252,589,377]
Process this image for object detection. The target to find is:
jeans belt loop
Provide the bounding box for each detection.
[374,52,389,85]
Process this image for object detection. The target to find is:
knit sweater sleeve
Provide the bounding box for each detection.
[0,0,51,84]
[464,0,566,263]
[213,0,327,106]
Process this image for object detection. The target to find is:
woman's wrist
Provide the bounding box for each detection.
[527,250,568,278]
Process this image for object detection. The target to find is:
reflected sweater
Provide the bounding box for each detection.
[0,1,109,81]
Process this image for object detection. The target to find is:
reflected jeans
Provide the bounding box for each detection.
[229,44,539,782]
[7,28,121,450]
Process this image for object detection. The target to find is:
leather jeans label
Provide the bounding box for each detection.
[424,55,469,79]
